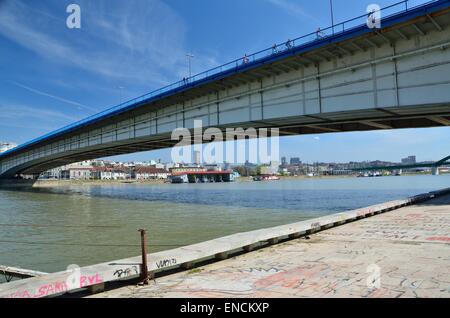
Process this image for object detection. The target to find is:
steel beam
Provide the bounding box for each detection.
[304,125,341,132]
[348,41,366,52]
[428,116,450,126]
[360,121,393,129]
[412,23,426,36]
[395,29,409,40]
[427,14,443,31]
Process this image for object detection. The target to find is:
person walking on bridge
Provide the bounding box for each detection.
[316,27,325,39]
[242,54,250,65]
[285,39,293,50]
[272,44,278,54]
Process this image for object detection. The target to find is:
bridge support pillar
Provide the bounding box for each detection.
[432,167,440,176]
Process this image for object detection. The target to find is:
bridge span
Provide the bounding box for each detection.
[1,0,450,178]
[351,155,450,175]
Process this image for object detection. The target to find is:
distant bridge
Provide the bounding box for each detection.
[351,155,450,173]
[1,0,450,179]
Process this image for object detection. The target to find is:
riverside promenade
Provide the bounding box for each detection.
[92,193,450,298]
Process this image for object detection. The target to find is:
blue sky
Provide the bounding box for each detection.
[0,0,448,163]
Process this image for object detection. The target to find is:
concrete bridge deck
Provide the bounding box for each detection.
[91,193,450,298]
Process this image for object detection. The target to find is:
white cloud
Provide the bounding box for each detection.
[0,0,217,87]
[0,104,79,122]
[8,81,95,112]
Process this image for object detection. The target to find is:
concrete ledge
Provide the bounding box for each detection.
[1,187,449,298]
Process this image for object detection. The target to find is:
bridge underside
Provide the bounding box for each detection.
[1,2,450,178]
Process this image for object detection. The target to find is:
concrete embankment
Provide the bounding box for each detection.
[0,188,449,298]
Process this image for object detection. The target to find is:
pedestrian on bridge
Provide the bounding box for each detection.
[316,27,325,39]
[285,39,293,50]
[272,44,278,54]
[242,54,250,65]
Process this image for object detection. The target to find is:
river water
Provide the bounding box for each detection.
[0,175,448,275]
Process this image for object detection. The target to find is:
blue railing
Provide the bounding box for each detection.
[0,0,443,158]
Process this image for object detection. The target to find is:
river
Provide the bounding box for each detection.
[0,175,448,276]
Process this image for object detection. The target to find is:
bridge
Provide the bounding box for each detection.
[352,155,450,175]
[1,0,450,179]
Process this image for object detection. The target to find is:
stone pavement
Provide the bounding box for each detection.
[91,194,450,298]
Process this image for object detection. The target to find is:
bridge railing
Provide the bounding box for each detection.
[0,0,440,159]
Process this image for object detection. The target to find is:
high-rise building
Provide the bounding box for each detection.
[194,151,201,165]
[290,157,301,165]
[281,157,287,166]
[401,156,417,165]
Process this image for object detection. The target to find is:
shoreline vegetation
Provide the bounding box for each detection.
[32,172,444,188]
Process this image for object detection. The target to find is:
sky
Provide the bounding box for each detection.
[0,0,448,163]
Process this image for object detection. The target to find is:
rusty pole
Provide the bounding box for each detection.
[139,229,149,285]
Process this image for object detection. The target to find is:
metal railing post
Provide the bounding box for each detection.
[139,229,149,285]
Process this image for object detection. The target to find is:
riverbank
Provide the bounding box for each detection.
[30,175,361,188]
[27,175,350,188]
[32,172,446,188]
[33,178,167,188]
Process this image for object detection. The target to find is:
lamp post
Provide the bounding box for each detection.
[330,0,335,34]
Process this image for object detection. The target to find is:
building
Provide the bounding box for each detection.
[204,164,223,172]
[260,161,280,175]
[285,165,303,176]
[194,151,201,165]
[134,167,170,180]
[0,142,17,153]
[91,167,115,180]
[58,162,93,180]
[244,160,257,168]
[402,156,417,165]
[290,157,301,165]
[165,162,181,170]
[170,170,236,183]
[39,167,63,180]
[68,167,92,180]
[170,166,206,175]
[110,167,131,180]
[281,157,287,166]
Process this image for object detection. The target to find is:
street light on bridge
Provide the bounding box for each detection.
[330,0,335,34]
